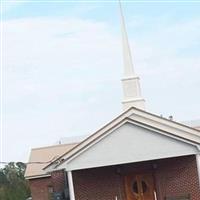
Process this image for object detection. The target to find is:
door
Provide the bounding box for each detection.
[125,173,155,200]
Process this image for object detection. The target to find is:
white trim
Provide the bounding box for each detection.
[25,174,51,180]
[45,107,200,172]
[196,154,200,187]
[62,120,129,166]
[61,119,199,168]
[128,111,200,143]
[56,119,199,171]
[122,98,145,103]
[127,119,199,147]
[67,171,75,200]
[121,76,139,81]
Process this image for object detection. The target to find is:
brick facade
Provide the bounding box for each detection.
[155,155,200,200]
[51,171,66,193]
[73,155,200,200]
[29,155,200,200]
[29,170,65,200]
[73,165,125,200]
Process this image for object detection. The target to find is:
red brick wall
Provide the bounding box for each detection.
[29,155,200,200]
[51,170,65,193]
[73,155,200,200]
[29,170,66,200]
[73,166,125,200]
[155,155,200,200]
[29,176,52,200]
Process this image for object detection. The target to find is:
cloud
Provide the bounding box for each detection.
[129,17,200,118]
[3,17,122,162]
[2,15,200,162]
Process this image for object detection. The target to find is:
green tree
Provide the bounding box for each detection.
[0,162,30,200]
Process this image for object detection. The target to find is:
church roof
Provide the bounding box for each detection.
[25,143,77,179]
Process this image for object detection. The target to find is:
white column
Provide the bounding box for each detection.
[196,154,200,187]
[67,171,75,200]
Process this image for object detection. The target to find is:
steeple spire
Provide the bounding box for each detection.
[119,1,145,111]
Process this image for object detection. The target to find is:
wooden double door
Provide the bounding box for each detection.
[125,173,156,200]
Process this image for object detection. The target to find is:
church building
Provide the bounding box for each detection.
[25,3,200,200]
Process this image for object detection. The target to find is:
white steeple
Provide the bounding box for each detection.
[119,1,145,111]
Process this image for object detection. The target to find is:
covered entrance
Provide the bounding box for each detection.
[69,155,199,200]
[45,109,200,200]
[125,173,156,200]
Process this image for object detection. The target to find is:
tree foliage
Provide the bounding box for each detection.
[0,162,30,200]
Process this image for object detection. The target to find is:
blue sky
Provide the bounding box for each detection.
[3,1,200,22]
[2,1,200,162]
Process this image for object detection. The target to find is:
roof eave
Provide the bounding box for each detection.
[25,174,51,180]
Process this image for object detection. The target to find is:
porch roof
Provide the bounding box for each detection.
[45,107,200,172]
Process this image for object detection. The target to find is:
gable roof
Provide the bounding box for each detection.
[25,143,77,179]
[45,107,200,172]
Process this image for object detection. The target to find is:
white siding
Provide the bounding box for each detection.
[63,123,198,171]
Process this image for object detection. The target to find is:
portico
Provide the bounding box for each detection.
[46,107,200,200]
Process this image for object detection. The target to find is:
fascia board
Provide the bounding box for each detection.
[25,174,51,180]
[129,112,200,143]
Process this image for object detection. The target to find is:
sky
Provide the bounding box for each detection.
[1,0,200,162]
